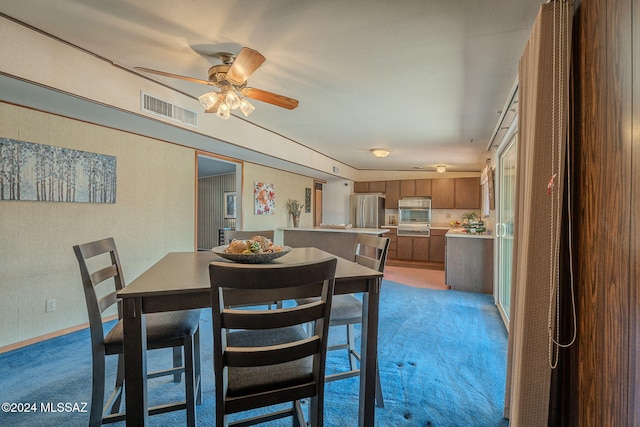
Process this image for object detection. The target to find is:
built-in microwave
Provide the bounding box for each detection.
[397,198,431,237]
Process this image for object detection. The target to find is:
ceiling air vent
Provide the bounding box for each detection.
[141,92,198,127]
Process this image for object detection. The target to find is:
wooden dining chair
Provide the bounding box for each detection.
[297,233,389,408]
[224,229,275,244]
[223,229,281,309]
[209,257,337,427]
[73,237,202,427]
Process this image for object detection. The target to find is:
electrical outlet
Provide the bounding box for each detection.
[445,212,451,219]
[45,299,56,312]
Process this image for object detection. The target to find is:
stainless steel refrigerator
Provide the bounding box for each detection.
[350,194,385,228]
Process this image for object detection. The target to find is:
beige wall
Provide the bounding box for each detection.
[0,103,324,348]
[241,163,314,244]
[0,104,195,347]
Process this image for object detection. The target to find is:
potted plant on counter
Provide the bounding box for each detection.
[286,199,303,227]
[461,212,485,233]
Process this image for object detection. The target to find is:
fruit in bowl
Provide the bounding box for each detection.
[225,236,282,254]
[212,235,291,264]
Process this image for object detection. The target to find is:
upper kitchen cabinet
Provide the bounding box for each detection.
[400,179,431,198]
[431,178,481,209]
[354,181,370,193]
[355,177,479,209]
[431,178,455,208]
[400,180,416,197]
[369,181,386,193]
[415,179,432,196]
[385,180,400,208]
[354,181,386,193]
[454,177,481,209]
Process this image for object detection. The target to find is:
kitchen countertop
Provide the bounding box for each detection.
[382,225,450,230]
[446,228,494,239]
[280,226,388,260]
[279,226,388,235]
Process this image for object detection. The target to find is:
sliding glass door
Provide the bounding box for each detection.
[496,135,517,327]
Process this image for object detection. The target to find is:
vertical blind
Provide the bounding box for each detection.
[506,1,573,425]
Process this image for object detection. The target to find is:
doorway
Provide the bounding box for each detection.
[313,181,323,226]
[196,153,242,250]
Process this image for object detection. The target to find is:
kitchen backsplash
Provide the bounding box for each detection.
[384,208,493,229]
[432,209,481,226]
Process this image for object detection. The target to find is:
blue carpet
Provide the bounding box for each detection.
[0,280,508,426]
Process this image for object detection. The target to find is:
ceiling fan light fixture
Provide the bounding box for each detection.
[224,90,241,110]
[436,165,446,173]
[370,148,391,158]
[198,91,219,110]
[239,98,255,117]
[138,47,298,120]
[216,102,231,120]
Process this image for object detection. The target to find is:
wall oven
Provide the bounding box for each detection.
[397,198,431,237]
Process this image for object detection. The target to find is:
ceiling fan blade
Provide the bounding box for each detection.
[134,67,215,86]
[241,88,299,110]
[226,47,266,84]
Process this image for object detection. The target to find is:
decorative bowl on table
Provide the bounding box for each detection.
[211,245,292,264]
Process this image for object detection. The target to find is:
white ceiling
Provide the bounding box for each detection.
[0,0,539,173]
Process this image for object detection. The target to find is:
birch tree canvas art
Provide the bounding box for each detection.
[0,138,117,203]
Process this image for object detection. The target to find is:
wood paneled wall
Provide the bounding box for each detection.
[556,0,639,425]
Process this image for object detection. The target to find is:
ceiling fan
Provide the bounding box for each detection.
[135,47,299,119]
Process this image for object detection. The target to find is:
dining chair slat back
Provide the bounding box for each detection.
[73,237,202,427]
[353,233,391,272]
[301,233,390,408]
[209,257,337,427]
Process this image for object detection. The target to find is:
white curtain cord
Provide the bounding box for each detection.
[547,0,577,370]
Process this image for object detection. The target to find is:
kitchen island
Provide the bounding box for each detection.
[445,228,494,294]
[280,226,388,260]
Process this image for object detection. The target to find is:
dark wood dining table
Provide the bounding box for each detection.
[117,247,383,426]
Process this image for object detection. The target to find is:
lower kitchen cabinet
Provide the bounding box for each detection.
[397,236,412,259]
[397,236,429,261]
[388,228,447,264]
[429,229,447,263]
[413,237,429,261]
[445,234,493,294]
[384,227,398,259]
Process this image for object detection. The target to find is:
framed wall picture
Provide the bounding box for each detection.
[305,187,311,212]
[254,182,275,215]
[0,137,117,203]
[224,191,236,219]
